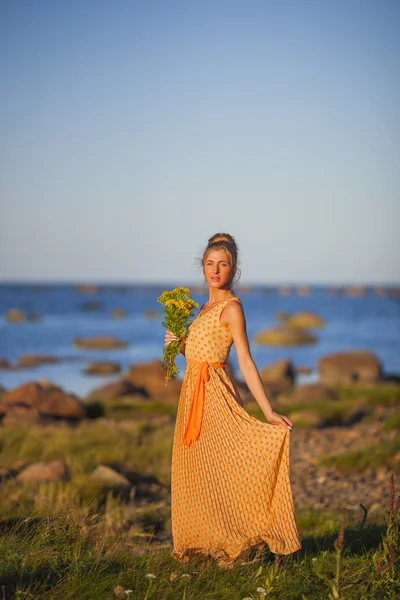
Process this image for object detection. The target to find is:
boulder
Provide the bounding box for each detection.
[259,359,295,394]
[285,311,325,328]
[75,284,98,294]
[318,351,382,385]
[273,311,290,322]
[17,354,60,368]
[288,409,323,427]
[90,465,131,492]
[0,381,85,424]
[124,360,181,402]
[278,383,338,406]
[296,286,310,296]
[111,309,127,319]
[81,300,103,311]
[295,365,312,376]
[6,309,26,322]
[17,460,70,483]
[0,359,11,369]
[85,380,148,402]
[253,325,317,346]
[27,312,41,322]
[344,286,367,297]
[84,361,121,376]
[73,336,129,349]
[143,309,160,319]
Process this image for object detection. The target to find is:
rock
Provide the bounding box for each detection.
[296,286,310,296]
[143,309,160,319]
[344,286,367,297]
[90,465,131,491]
[318,351,382,385]
[278,286,291,296]
[73,336,129,350]
[111,309,127,319]
[285,311,325,328]
[17,460,70,483]
[6,309,26,322]
[84,361,121,376]
[0,381,85,424]
[0,386,7,400]
[278,383,338,407]
[17,354,60,368]
[75,284,98,294]
[27,312,41,322]
[259,359,295,394]
[0,359,11,369]
[295,366,312,376]
[289,409,323,427]
[253,325,317,346]
[81,300,103,311]
[274,311,290,322]
[124,360,181,402]
[85,380,148,402]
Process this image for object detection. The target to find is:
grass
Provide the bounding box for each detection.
[0,419,399,598]
[0,511,399,599]
[318,438,400,473]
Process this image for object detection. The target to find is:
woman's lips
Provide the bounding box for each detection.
[211,277,220,281]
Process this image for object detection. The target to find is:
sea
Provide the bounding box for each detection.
[1,283,399,398]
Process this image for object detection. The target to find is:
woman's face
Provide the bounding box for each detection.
[203,249,232,290]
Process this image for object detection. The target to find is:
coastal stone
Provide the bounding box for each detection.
[259,359,295,393]
[6,309,26,322]
[253,325,316,346]
[111,308,127,319]
[285,311,326,328]
[288,409,323,427]
[318,351,382,385]
[17,354,60,368]
[73,336,129,349]
[75,284,98,294]
[81,300,103,311]
[278,383,338,406]
[295,366,312,376]
[90,465,131,491]
[344,286,367,297]
[85,379,148,402]
[0,381,85,423]
[17,460,70,483]
[124,360,181,402]
[0,359,11,369]
[273,311,290,322]
[143,309,160,319]
[84,361,121,376]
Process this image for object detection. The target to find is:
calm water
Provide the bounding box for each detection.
[1,283,399,398]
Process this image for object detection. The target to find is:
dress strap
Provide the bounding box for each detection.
[217,296,242,320]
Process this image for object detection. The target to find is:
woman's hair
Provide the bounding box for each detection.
[200,232,241,288]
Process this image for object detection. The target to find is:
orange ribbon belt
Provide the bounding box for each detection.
[183,360,226,446]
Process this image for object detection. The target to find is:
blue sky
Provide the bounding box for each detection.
[1,0,399,284]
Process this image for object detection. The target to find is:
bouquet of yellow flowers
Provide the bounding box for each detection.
[157,287,199,383]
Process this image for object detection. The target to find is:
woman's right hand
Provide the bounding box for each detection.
[164,330,179,347]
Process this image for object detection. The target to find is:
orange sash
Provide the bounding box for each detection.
[183,360,226,446]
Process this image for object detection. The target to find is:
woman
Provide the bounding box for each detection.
[165,233,302,567]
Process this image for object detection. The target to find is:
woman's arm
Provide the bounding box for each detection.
[221,301,293,430]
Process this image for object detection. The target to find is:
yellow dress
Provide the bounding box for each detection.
[171,296,302,565]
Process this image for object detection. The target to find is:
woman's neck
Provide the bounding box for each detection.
[207,288,233,304]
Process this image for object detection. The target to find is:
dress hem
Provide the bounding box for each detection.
[171,534,302,567]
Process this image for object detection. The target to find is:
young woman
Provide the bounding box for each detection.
[165,233,302,567]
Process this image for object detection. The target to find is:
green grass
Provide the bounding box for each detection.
[318,438,400,473]
[383,414,400,431]
[1,419,399,598]
[0,512,398,599]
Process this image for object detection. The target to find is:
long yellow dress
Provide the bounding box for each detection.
[171,296,302,566]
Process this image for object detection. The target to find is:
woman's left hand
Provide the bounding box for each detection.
[265,411,293,430]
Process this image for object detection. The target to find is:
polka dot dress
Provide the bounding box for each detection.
[171,296,302,566]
